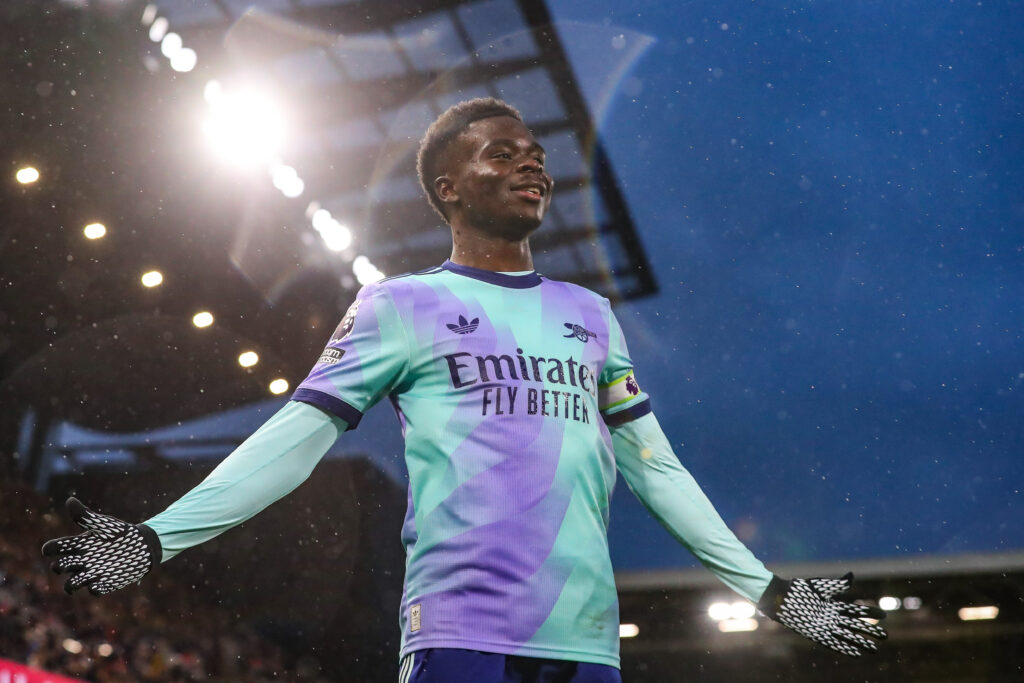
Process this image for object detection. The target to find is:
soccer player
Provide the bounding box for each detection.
[43,98,886,682]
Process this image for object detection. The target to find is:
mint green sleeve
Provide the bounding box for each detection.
[611,411,773,603]
[143,401,345,562]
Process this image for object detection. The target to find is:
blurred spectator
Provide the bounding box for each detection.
[0,479,314,682]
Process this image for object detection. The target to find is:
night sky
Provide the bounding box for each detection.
[542,0,1023,569]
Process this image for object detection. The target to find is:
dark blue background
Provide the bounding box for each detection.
[548,0,1024,569]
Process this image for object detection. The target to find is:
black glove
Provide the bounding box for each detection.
[757,573,887,656]
[41,497,161,596]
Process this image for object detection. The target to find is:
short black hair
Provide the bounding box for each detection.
[417,97,524,222]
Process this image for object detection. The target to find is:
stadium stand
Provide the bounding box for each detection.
[0,479,322,683]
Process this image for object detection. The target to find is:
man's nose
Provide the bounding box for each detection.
[518,157,542,173]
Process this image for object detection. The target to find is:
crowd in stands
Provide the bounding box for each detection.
[0,479,329,682]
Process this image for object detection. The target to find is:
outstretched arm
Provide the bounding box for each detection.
[611,410,772,602]
[43,400,345,594]
[44,281,408,595]
[611,410,886,655]
[144,399,346,561]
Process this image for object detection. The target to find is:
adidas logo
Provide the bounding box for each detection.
[447,315,480,334]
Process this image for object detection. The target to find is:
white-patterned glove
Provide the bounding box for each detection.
[757,573,888,656]
[42,497,161,595]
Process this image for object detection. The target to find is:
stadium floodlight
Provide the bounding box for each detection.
[192,311,214,328]
[321,223,352,252]
[271,164,305,199]
[708,602,732,621]
[149,16,168,42]
[709,600,756,622]
[16,166,40,184]
[878,596,901,611]
[718,618,758,633]
[272,164,296,186]
[160,32,182,59]
[958,606,998,621]
[238,351,259,368]
[311,208,334,231]
[311,208,353,252]
[324,226,351,251]
[730,601,756,619]
[62,638,84,654]
[280,176,304,198]
[141,270,163,287]
[203,88,286,168]
[97,643,114,657]
[353,255,385,284]
[903,596,922,610]
[83,223,106,239]
[269,378,289,394]
[203,79,222,104]
[170,48,197,73]
[141,4,157,26]
[618,623,639,638]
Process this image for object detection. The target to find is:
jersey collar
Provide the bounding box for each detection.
[441,260,542,289]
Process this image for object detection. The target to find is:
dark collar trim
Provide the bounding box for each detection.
[441,260,542,289]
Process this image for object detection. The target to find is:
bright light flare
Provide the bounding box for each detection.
[62,638,83,654]
[203,88,286,167]
[141,270,163,287]
[708,602,732,621]
[718,618,759,633]
[311,209,352,251]
[903,596,922,610]
[149,16,168,42]
[271,164,305,198]
[619,623,639,638]
[141,4,158,26]
[16,166,40,184]
[958,605,998,621]
[170,48,197,73]
[238,351,259,368]
[878,596,901,611]
[730,601,756,619]
[83,223,106,239]
[160,32,182,58]
[353,255,385,284]
[204,79,222,104]
[192,311,214,328]
[708,601,754,621]
[269,378,289,394]
[97,643,114,657]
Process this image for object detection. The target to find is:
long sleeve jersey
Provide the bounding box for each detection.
[145,260,772,667]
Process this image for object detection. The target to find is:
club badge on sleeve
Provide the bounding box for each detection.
[599,369,642,411]
[332,298,361,342]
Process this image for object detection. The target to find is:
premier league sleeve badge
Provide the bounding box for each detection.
[332,298,361,342]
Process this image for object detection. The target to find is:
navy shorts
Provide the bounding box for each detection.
[398,648,622,683]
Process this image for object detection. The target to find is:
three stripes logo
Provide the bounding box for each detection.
[446,315,480,334]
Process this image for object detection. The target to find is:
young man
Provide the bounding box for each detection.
[43,99,886,682]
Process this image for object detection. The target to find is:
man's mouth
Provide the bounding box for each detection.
[511,183,545,202]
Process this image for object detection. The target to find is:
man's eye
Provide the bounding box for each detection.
[494,152,512,159]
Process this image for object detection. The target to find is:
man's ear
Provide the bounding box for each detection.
[435,176,459,207]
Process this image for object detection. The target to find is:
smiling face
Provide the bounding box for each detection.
[435,115,554,240]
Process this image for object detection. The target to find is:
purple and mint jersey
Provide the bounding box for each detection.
[292,261,650,667]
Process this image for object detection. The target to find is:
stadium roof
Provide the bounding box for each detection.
[0,0,655,438]
[154,0,657,299]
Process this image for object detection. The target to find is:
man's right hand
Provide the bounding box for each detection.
[42,497,161,595]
